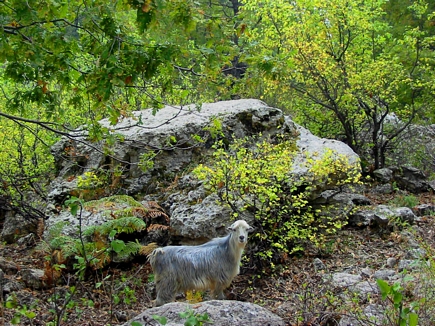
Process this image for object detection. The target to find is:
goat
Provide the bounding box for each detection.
[148,220,253,306]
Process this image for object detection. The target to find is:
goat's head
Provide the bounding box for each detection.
[228,220,254,245]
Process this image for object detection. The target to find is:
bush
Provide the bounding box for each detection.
[39,196,147,280]
[194,136,360,269]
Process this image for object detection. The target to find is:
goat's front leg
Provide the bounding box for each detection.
[213,285,226,300]
[155,278,176,306]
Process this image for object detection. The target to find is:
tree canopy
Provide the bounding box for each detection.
[0,0,241,136]
[1,0,435,216]
[0,0,242,216]
[240,0,435,168]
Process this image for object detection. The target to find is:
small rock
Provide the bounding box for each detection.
[350,194,372,206]
[394,166,433,193]
[373,205,393,226]
[371,184,394,194]
[373,168,393,183]
[350,281,380,298]
[360,267,373,278]
[406,248,426,259]
[0,257,19,275]
[398,259,417,271]
[17,233,37,247]
[348,210,374,227]
[392,207,416,224]
[339,315,358,326]
[20,268,45,289]
[331,273,362,288]
[386,257,398,268]
[400,231,420,248]
[114,310,129,322]
[0,212,37,244]
[413,204,435,216]
[313,258,326,271]
[364,304,386,322]
[3,280,25,294]
[339,303,385,325]
[373,269,396,280]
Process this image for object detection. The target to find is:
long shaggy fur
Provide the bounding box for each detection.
[148,220,253,306]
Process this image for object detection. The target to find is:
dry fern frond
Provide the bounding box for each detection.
[146,224,169,232]
[130,207,148,217]
[42,260,62,287]
[165,175,180,192]
[36,218,45,239]
[142,201,164,211]
[139,243,159,256]
[142,201,170,224]
[147,210,168,220]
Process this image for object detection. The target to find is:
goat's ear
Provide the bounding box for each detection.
[227,221,238,232]
[247,226,254,233]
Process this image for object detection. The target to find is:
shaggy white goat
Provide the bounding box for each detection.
[148,220,253,306]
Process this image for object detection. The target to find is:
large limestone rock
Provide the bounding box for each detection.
[46,99,360,242]
[48,99,288,201]
[121,300,286,326]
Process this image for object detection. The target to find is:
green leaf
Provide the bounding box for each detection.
[408,312,418,326]
[376,279,391,299]
[152,315,168,325]
[10,316,21,324]
[131,322,143,326]
[109,229,117,240]
[65,197,83,216]
[179,311,189,318]
[113,294,120,305]
[393,291,403,306]
[137,9,154,33]
[184,316,199,326]
[25,311,36,319]
[111,239,127,253]
[5,300,17,309]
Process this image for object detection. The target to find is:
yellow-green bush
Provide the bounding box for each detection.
[194,137,361,269]
[0,117,56,218]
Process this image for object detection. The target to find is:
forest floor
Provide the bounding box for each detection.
[1,191,435,326]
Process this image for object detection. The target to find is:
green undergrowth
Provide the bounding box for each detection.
[194,135,361,270]
[38,196,147,277]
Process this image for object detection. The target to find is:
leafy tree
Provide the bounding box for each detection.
[1,0,194,133]
[240,0,435,169]
[0,0,242,216]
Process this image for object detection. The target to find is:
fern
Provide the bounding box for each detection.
[84,195,145,211]
[84,216,146,237]
[43,196,150,275]
[46,221,68,241]
[50,236,80,258]
[113,241,142,260]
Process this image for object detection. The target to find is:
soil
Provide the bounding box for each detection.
[1,191,435,326]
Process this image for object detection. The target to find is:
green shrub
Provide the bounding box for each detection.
[377,277,419,326]
[389,194,419,209]
[194,136,360,269]
[41,196,146,278]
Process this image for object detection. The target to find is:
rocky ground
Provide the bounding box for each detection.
[1,191,435,326]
